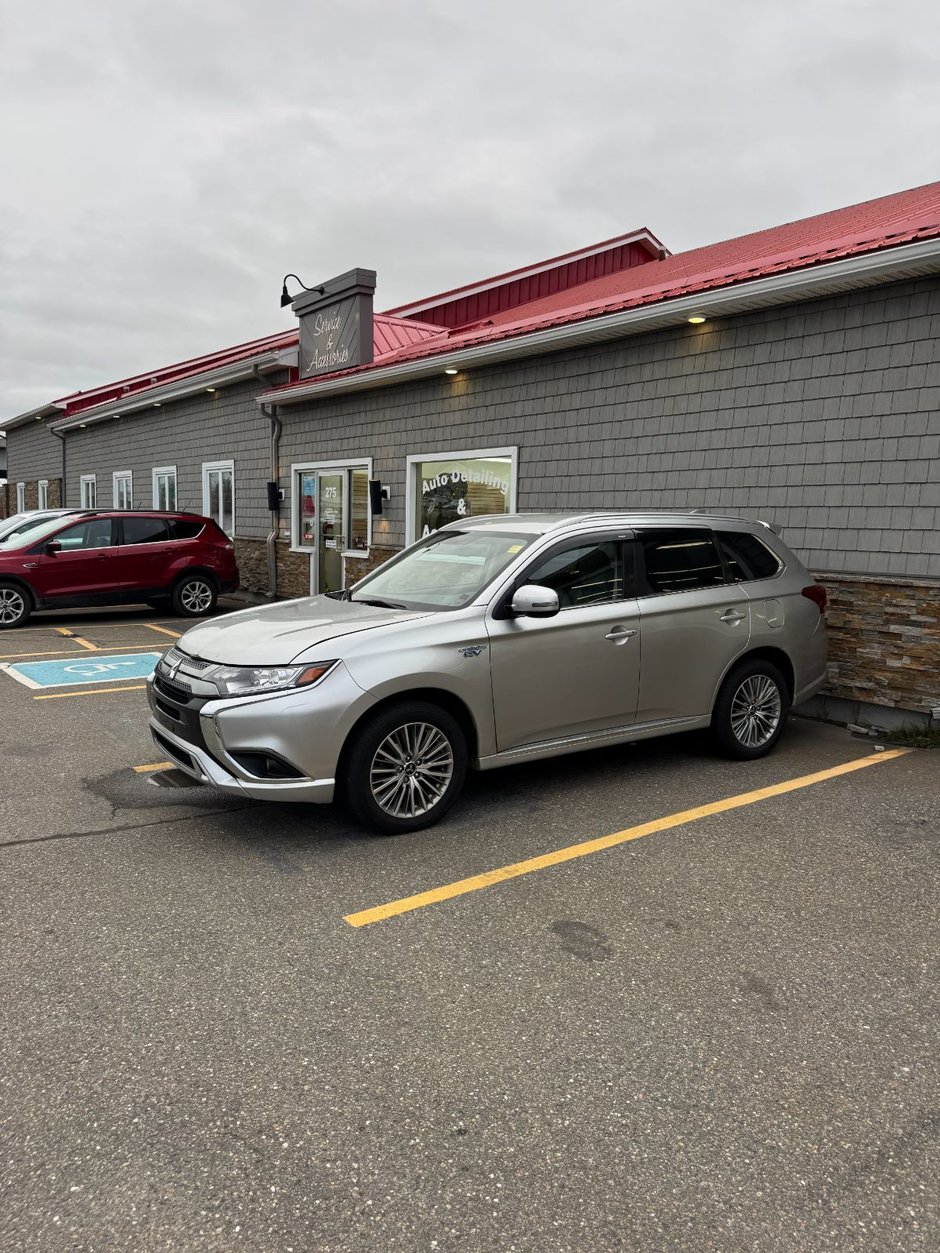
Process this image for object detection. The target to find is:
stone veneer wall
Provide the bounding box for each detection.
[820,573,939,715]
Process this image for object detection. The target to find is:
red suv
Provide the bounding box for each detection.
[0,511,239,628]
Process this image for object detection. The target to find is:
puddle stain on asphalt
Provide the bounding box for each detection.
[82,767,245,818]
[549,920,615,961]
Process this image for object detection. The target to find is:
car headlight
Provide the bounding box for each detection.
[212,661,337,697]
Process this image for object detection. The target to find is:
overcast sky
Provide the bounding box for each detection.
[1,0,938,421]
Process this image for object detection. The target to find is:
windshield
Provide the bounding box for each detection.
[349,528,538,610]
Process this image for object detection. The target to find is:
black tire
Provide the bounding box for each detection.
[711,658,790,760]
[0,582,33,629]
[342,700,468,835]
[170,573,218,617]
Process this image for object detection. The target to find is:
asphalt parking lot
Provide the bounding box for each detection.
[1,603,938,1253]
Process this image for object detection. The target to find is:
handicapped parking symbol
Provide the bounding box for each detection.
[63,661,140,678]
[1,651,163,690]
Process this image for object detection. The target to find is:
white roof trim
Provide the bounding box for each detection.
[262,235,940,408]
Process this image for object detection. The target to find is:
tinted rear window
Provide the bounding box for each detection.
[124,517,170,545]
[167,519,204,540]
[639,530,726,594]
[716,531,782,581]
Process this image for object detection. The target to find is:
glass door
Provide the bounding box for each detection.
[317,471,345,594]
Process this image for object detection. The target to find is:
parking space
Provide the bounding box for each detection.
[0,612,937,1251]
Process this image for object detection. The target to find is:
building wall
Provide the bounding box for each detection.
[5,419,63,486]
[62,375,285,534]
[274,275,940,580]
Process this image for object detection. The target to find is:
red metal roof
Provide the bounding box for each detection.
[52,314,441,420]
[266,179,940,397]
[40,179,940,420]
[385,230,666,329]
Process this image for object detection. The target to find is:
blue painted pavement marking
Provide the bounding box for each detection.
[1,652,163,690]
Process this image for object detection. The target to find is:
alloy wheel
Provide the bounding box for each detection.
[0,587,26,625]
[180,580,214,614]
[730,674,782,749]
[369,721,455,819]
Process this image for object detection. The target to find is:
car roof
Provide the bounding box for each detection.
[442,511,777,536]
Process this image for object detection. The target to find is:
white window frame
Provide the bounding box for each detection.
[79,475,97,509]
[289,458,373,556]
[405,445,518,544]
[16,482,26,512]
[152,465,177,511]
[201,459,235,536]
[37,480,49,509]
[112,471,133,510]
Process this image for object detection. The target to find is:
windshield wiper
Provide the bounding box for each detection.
[350,597,407,609]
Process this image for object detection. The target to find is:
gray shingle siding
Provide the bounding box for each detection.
[276,275,940,578]
[6,421,63,483]
[62,376,284,537]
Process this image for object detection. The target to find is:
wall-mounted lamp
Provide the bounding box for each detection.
[153,402,161,408]
[444,367,459,375]
[687,315,707,325]
[280,273,326,307]
[205,387,216,394]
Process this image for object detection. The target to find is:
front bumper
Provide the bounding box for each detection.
[146,660,376,805]
[148,715,336,803]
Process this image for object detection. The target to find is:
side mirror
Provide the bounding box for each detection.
[510,584,560,618]
[44,539,62,556]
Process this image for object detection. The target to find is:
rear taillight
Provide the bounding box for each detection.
[802,584,827,614]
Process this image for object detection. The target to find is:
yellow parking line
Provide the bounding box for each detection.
[133,761,173,774]
[33,685,147,700]
[344,748,913,928]
[73,637,98,651]
[0,643,164,661]
[146,624,182,638]
[53,627,76,637]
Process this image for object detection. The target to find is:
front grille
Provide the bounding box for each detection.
[180,654,214,673]
[154,673,193,703]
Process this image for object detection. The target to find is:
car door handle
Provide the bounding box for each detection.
[605,626,637,644]
[720,609,746,623]
[23,562,39,569]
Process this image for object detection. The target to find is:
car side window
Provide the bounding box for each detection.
[523,540,625,609]
[53,519,115,551]
[715,530,782,581]
[638,529,726,595]
[123,517,170,545]
[167,519,203,541]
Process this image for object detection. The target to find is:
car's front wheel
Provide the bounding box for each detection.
[343,701,468,834]
[711,658,790,759]
[0,582,32,629]
[170,573,218,617]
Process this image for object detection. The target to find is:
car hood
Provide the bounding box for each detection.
[176,596,432,665]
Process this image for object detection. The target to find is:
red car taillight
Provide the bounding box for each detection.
[801,584,828,614]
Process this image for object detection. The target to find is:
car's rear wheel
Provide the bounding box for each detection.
[343,701,468,834]
[0,582,32,629]
[171,573,218,617]
[711,658,789,759]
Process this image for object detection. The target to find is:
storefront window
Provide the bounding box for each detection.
[409,450,516,542]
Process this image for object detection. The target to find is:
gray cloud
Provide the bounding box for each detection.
[2,0,938,418]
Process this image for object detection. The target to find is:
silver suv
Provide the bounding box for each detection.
[147,512,828,833]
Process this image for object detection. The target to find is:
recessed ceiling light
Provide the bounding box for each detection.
[688,316,706,325]
[206,387,216,393]
[153,402,161,408]
[444,367,459,375]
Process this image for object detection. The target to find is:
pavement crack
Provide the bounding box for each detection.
[0,805,257,850]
